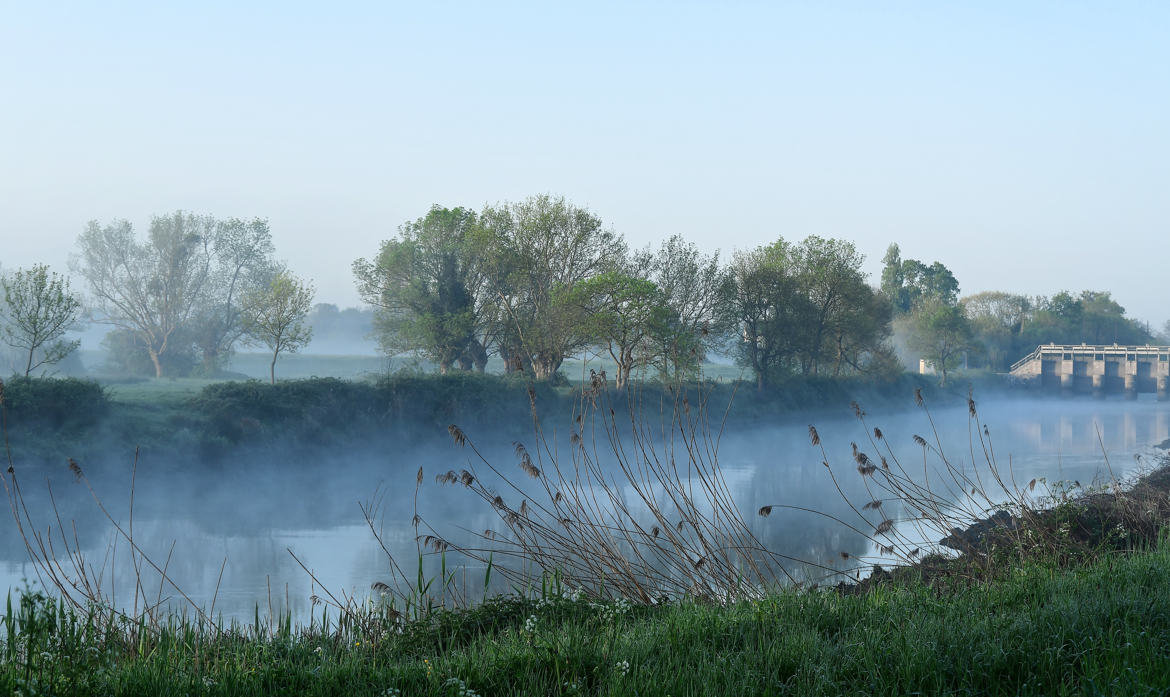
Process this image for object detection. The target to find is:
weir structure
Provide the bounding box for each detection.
[1010,344,1170,400]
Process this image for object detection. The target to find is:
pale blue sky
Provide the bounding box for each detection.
[2,2,1167,323]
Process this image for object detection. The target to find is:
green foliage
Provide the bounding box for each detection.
[0,264,83,376]
[354,206,489,373]
[0,376,109,429]
[881,243,960,313]
[479,194,622,380]
[909,298,973,385]
[241,270,315,383]
[1020,290,1152,348]
[190,374,556,449]
[729,236,896,389]
[5,545,1170,695]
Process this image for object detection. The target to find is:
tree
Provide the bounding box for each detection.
[909,298,972,386]
[1020,290,1151,348]
[728,241,812,390]
[880,244,909,312]
[571,269,668,389]
[189,218,277,375]
[791,236,872,375]
[0,264,83,376]
[241,270,315,384]
[354,206,492,373]
[73,212,216,378]
[881,243,959,313]
[478,195,621,380]
[961,291,1032,370]
[646,235,734,380]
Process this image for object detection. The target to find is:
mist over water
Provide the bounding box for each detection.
[2,395,1167,623]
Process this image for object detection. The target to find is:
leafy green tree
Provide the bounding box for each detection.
[961,291,1032,370]
[646,235,735,381]
[0,264,83,376]
[478,195,621,380]
[909,298,973,385]
[880,244,909,312]
[881,243,959,313]
[73,212,216,378]
[353,206,491,373]
[241,270,315,384]
[571,269,668,389]
[728,241,812,390]
[1021,290,1151,348]
[791,236,873,375]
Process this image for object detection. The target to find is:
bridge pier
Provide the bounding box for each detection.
[1124,374,1138,400]
[1158,376,1169,402]
[1092,374,1105,399]
[1060,373,1075,397]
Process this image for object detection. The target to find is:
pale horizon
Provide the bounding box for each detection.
[2,2,1167,326]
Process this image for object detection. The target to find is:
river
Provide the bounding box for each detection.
[2,395,1167,623]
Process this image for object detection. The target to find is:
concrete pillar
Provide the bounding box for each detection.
[1092,374,1105,399]
[1124,374,1138,400]
[1158,376,1169,402]
[1061,372,1075,397]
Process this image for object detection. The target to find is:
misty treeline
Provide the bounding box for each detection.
[0,212,322,382]
[2,198,1163,385]
[354,196,1163,388]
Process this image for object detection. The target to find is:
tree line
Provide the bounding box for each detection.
[2,212,315,382]
[1,197,1162,386]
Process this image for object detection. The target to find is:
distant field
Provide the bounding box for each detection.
[76,349,748,394]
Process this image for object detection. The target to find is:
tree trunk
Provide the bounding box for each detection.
[24,348,34,377]
[270,352,278,384]
[149,349,164,378]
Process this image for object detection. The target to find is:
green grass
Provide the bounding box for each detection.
[5,541,1170,696]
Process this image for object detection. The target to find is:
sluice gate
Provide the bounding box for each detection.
[1010,344,1170,400]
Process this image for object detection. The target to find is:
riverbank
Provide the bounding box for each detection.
[5,455,1170,696]
[0,371,1018,468]
[5,533,1170,695]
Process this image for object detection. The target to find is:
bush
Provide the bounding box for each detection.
[0,376,110,430]
[190,374,558,448]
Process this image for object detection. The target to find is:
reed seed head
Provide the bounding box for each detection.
[862,500,882,510]
[808,425,820,446]
[447,424,466,447]
[875,519,894,535]
[873,427,883,440]
[913,434,927,447]
[758,505,773,517]
[914,387,924,406]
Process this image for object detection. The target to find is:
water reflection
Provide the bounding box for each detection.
[2,396,1166,621]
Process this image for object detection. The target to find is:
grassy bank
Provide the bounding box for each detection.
[1,369,1000,467]
[4,539,1170,696]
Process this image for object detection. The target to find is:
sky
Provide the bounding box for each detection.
[1,2,1167,325]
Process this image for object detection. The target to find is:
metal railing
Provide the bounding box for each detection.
[1010,344,1170,374]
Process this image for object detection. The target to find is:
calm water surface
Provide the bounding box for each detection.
[3,396,1167,622]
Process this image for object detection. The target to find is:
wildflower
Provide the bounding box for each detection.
[382,689,401,697]
[523,615,538,634]
[202,677,217,687]
[615,659,630,676]
[444,678,481,696]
